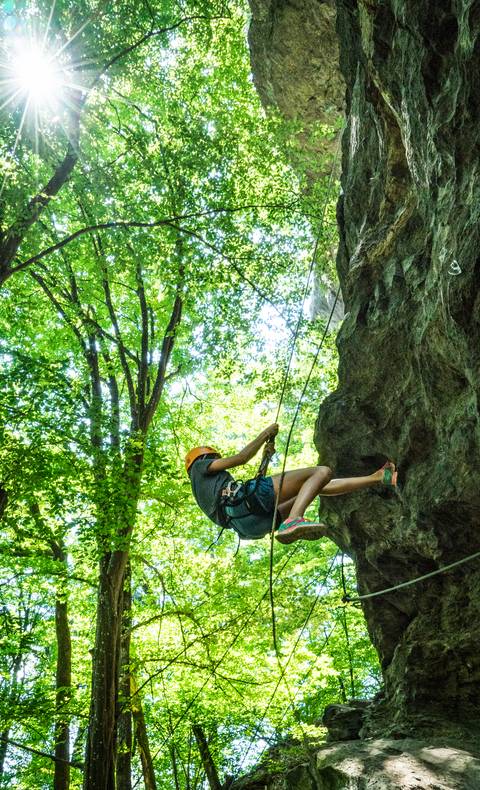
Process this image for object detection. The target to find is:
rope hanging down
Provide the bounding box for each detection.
[343,549,480,604]
[256,437,276,479]
[267,131,343,656]
[235,551,340,774]
[257,129,344,486]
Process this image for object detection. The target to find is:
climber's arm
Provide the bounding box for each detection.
[208,424,278,473]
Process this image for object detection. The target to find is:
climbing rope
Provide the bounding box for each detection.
[256,437,276,479]
[148,545,303,762]
[236,551,340,773]
[267,129,344,655]
[342,548,480,604]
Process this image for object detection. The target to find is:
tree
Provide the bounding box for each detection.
[0,2,379,788]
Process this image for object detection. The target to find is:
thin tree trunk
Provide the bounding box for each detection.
[0,487,7,521]
[116,565,132,790]
[192,725,222,790]
[26,504,73,790]
[131,676,157,790]
[54,592,72,790]
[0,729,9,780]
[0,652,23,781]
[72,725,87,766]
[170,745,181,790]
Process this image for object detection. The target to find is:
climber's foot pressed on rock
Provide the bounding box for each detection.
[275,517,328,545]
[379,461,397,488]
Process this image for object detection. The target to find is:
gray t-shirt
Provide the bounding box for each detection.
[189,457,233,527]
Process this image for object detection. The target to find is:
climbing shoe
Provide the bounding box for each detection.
[381,461,398,488]
[275,517,328,545]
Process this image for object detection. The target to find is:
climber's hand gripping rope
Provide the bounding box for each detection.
[257,434,277,479]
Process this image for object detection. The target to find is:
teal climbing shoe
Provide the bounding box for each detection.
[381,461,397,488]
[275,517,328,545]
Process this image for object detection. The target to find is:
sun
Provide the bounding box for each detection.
[0,22,84,199]
[12,41,64,106]
[0,34,78,118]
[11,38,64,108]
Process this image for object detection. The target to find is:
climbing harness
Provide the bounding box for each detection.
[208,431,278,536]
[204,436,277,551]
[218,475,273,530]
[342,548,480,604]
[221,480,242,500]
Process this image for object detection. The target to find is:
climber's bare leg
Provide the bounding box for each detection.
[271,463,394,519]
[271,467,332,520]
[321,465,391,496]
[278,497,296,521]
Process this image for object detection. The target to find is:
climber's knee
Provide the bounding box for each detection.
[318,465,332,482]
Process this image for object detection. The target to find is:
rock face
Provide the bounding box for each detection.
[321,700,370,741]
[248,0,480,754]
[248,0,344,176]
[316,0,480,742]
[233,738,480,790]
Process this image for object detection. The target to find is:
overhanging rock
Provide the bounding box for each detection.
[248,0,480,745]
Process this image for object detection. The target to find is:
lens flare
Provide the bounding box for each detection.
[12,39,63,106]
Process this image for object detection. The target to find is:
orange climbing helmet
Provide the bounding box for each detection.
[185,446,220,473]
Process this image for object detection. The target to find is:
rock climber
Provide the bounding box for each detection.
[186,424,397,544]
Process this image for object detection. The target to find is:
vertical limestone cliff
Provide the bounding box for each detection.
[317,0,480,742]
[248,0,480,759]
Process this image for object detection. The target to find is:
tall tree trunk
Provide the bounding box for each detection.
[83,555,124,790]
[83,453,143,790]
[0,653,22,782]
[170,745,181,790]
[54,592,72,790]
[192,725,222,790]
[131,676,157,790]
[117,565,132,790]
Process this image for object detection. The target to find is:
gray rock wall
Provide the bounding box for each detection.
[317,0,480,740]
[248,0,344,176]
[248,0,480,745]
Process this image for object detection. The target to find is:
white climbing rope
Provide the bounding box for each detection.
[343,548,480,604]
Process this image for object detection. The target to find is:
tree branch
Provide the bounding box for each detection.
[134,248,149,416]
[0,90,85,285]
[12,202,297,274]
[101,263,138,428]
[29,271,88,355]
[164,221,296,333]
[142,290,182,432]
[92,16,224,87]
[0,737,83,770]
[98,342,120,449]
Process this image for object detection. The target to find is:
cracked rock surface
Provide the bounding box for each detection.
[233,739,480,789]
[246,0,480,782]
[316,0,480,742]
[248,0,344,176]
